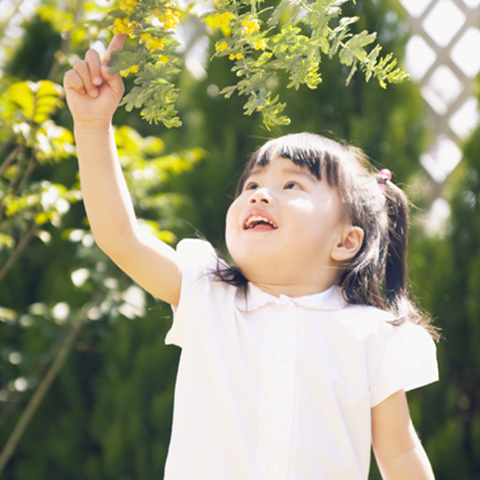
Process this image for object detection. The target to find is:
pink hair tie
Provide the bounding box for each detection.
[377,169,392,193]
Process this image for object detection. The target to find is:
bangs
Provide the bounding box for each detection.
[235,133,343,197]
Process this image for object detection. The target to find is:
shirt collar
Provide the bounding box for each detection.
[235,283,348,312]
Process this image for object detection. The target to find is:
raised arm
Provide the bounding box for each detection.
[63,34,181,306]
[371,390,435,480]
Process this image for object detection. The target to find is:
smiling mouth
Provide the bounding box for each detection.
[244,215,278,230]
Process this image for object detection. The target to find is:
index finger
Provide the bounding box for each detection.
[102,33,127,65]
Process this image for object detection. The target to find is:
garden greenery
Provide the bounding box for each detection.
[102,0,410,129]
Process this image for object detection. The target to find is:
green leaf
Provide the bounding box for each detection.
[7,82,35,119]
[363,44,382,82]
[345,59,358,85]
[220,85,238,99]
[267,0,287,27]
[6,80,63,124]
[339,30,377,66]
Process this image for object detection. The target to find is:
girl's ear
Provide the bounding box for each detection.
[331,226,364,262]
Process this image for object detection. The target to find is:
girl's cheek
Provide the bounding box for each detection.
[227,200,237,216]
[289,198,314,212]
[226,202,239,229]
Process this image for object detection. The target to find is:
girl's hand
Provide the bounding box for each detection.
[63,34,127,128]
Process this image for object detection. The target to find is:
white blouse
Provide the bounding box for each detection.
[164,239,438,480]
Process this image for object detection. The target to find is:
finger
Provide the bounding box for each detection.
[101,64,125,97]
[85,49,103,86]
[63,69,86,95]
[73,60,98,98]
[102,33,127,65]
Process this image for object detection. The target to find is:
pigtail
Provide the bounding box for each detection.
[381,177,439,339]
[382,178,409,306]
[341,160,438,340]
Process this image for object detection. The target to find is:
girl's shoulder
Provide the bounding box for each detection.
[340,303,393,329]
[175,238,223,274]
[339,303,433,347]
[176,237,216,259]
[340,304,438,387]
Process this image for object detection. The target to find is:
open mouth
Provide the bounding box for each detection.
[244,215,278,230]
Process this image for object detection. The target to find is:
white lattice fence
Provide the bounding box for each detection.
[400,0,480,184]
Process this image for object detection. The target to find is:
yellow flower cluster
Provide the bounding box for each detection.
[212,12,235,30]
[119,0,137,15]
[120,64,139,77]
[141,32,166,52]
[241,19,260,35]
[229,52,243,60]
[157,2,181,30]
[215,41,228,52]
[113,17,136,35]
[254,39,267,50]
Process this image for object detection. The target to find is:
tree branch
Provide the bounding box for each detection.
[0,223,37,283]
[0,135,17,164]
[0,317,87,477]
[14,156,37,197]
[0,144,25,179]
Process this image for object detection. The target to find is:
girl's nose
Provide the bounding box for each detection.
[249,188,272,204]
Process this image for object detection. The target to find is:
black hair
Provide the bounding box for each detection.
[216,132,438,338]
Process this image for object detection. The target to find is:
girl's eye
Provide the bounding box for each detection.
[284,182,301,190]
[245,182,259,191]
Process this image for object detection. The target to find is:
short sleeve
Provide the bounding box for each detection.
[370,321,439,407]
[164,239,219,347]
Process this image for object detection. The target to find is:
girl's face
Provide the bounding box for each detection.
[226,154,350,296]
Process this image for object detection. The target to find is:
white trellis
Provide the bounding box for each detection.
[400,0,480,185]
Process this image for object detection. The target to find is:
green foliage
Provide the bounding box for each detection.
[0,79,77,274]
[4,15,62,81]
[114,124,204,237]
[88,311,178,480]
[2,80,64,127]
[119,60,182,128]
[0,127,199,478]
[100,0,409,130]
[0,13,203,477]
[97,0,184,126]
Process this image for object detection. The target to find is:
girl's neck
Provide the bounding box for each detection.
[239,258,343,298]
[249,278,338,298]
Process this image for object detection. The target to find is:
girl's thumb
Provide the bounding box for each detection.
[100,33,127,94]
[103,33,127,64]
[101,64,125,95]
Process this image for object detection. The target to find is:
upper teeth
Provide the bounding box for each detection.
[245,215,278,229]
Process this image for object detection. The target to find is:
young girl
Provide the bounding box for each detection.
[64,34,438,480]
